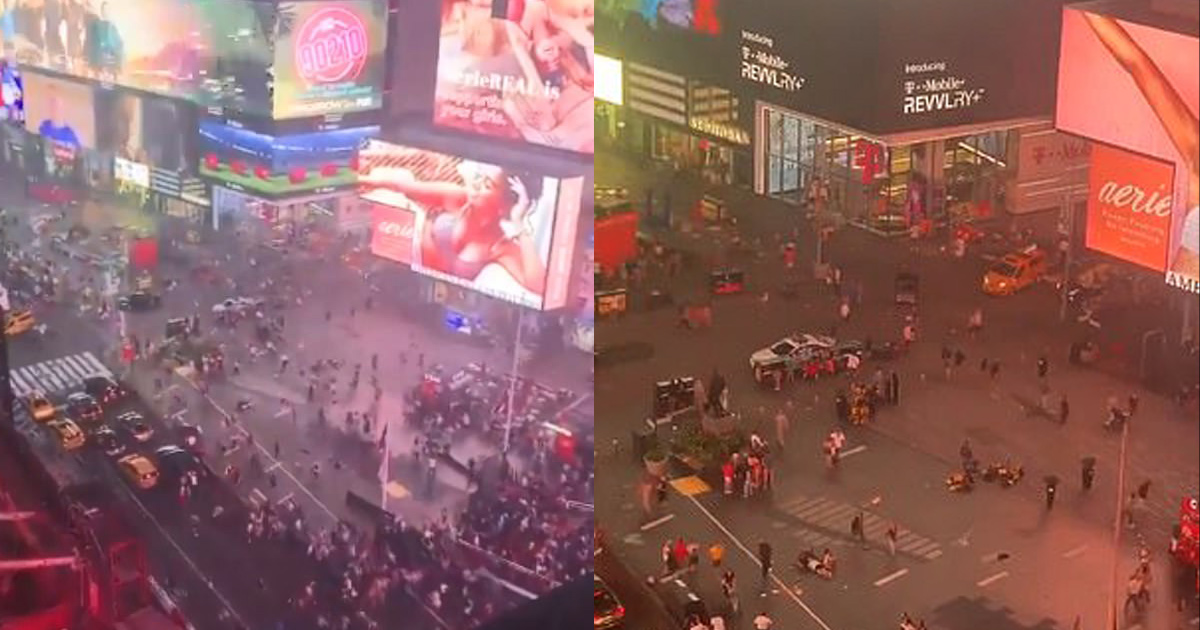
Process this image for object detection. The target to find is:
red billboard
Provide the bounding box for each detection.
[1056,8,1199,292]
[357,140,584,310]
[1085,144,1174,272]
[370,204,416,265]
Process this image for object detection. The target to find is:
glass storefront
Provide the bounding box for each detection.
[761,103,1015,232]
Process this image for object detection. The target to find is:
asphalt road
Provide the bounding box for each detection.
[2,184,591,630]
[6,331,446,630]
[594,150,1199,630]
[2,200,446,628]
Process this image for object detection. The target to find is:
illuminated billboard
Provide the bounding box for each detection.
[199,120,377,199]
[0,61,23,124]
[273,1,388,119]
[1085,144,1174,272]
[1057,8,1199,292]
[0,0,271,112]
[23,72,95,152]
[594,54,622,105]
[433,0,594,154]
[358,140,583,309]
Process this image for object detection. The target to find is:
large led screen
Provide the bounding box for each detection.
[0,60,23,123]
[358,140,583,309]
[433,0,594,154]
[199,121,377,199]
[96,89,197,175]
[273,1,388,119]
[1085,144,1175,272]
[22,72,94,151]
[0,0,270,113]
[1057,9,1199,292]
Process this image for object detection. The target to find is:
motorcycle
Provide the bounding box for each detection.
[946,471,974,492]
[982,462,1024,487]
[1104,408,1128,431]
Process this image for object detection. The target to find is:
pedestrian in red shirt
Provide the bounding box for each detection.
[673,538,689,568]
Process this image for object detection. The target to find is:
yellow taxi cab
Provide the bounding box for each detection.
[983,247,1047,296]
[47,419,85,451]
[25,391,56,423]
[4,309,35,336]
[117,454,160,490]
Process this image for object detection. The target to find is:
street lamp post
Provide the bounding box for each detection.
[1106,416,1131,630]
[502,309,524,455]
[1059,188,1076,322]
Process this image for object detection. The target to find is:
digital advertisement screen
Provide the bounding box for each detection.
[22,71,95,151]
[0,61,23,123]
[199,120,377,199]
[594,53,622,105]
[602,0,1063,134]
[1085,144,1174,272]
[599,0,718,32]
[273,1,388,119]
[433,0,594,154]
[0,0,271,113]
[370,203,416,265]
[95,89,198,173]
[358,140,583,309]
[1057,8,1199,292]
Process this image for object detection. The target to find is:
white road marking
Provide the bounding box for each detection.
[275,492,294,506]
[976,571,1009,587]
[1062,544,1088,559]
[685,494,836,630]
[182,378,340,522]
[926,549,942,559]
[112,468,249,628]
[640,514,676,531]
[873,568,909,587]
[840,445,867,458]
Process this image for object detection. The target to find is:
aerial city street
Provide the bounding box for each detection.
[0,1,593,630]
[594,1,1198,630]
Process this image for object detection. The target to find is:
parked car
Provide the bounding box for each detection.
[92,426,126,457]
[117,291,162,312]
[154,445,208,484]
[5,309,35,337]
[593,578,625,629]
[83,375,126,405]
[211,297,263,315]
[48,419,85,451]
[67,392,103,425]
[749,334,836,372]
[117,454,159,490]
[983,246,1047,295]
[24,391,56,422]
[117,412,154,443]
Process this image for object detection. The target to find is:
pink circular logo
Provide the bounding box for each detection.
[295,6,369,85]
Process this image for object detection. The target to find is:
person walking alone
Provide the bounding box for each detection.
[886,522,898,556]
[757,541,773,595]
[773,409,789,449]
[851,512,866,547]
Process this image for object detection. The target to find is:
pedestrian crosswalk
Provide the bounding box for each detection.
[776,495,943,560]
[9,352,112,399]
